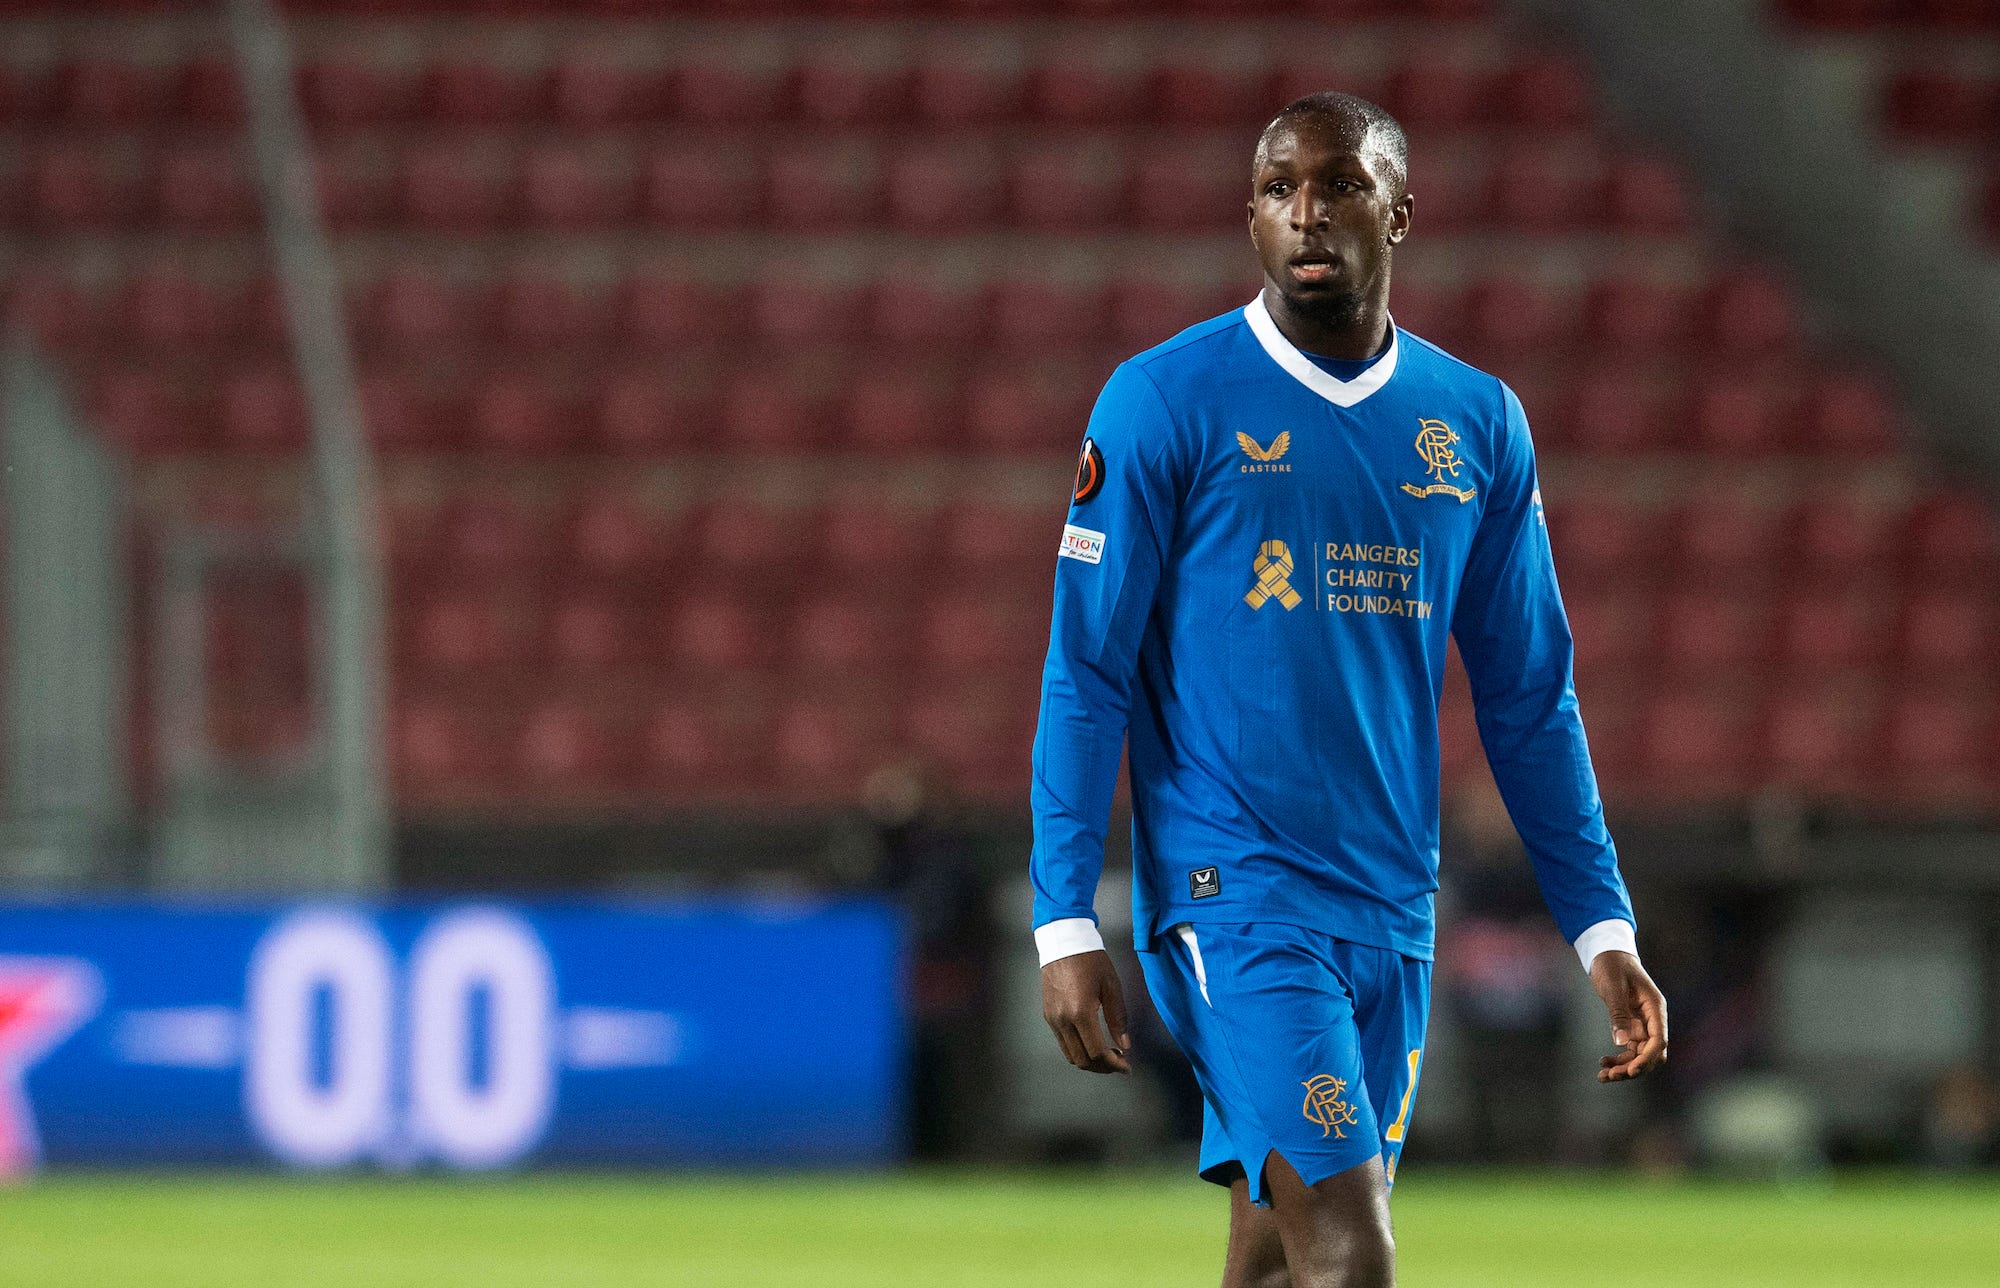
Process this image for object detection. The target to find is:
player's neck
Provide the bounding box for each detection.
[1261,285,1392,363]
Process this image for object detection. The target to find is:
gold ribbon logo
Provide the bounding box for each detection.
[1302,1074,1360,1138]
[1244,540,1302,611]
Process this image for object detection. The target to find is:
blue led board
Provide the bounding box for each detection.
[0,899,904,1172]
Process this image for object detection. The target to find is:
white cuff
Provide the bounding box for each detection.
[1573,918,1639,972]
[1035,917,1106,967]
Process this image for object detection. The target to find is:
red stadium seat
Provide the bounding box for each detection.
[1547,499,1661,586]
[689,502,817,590]
[1904,492,2000,580]
[1497,54,1596,131]
[394,700,504,801]
[1704,269,1799,356]
[1773,589,1886,674]
[298,58,417,127]
[544,592,645,671]
[1583,277,1694,356]
[870,275,988,348]
[911,49,1025,124]
[768,142,882,230]
[1382,58,1493,134]
[1895,591,1995,676]
[27,146,140,232]
[1656,591,1772,676]
[941,501,1056,581]
[398,145,512,232]
[1031,56,1148,126]
[1152,63,1273,128]
[52,58,166,126]
[791,596,914,676]
[902,682,1030,793]
[465,379,574,454]
[87,371,201,454]
[1791,494,1903,582]
[1801,370,1900,454]
[1565,592,1655,678]
[1689,377,1797,456]
[7,275,102,351]
[661,595,774,674]
[360,374,457,454]
[1132,140,1244,233]
[1483,145,1604,232]
[119,270,238,352]
[1601,157,1694,236]
[771,698,889,796]
[886,144,1005,233]
[489,275,602,353]
[819,500,939,582]
[919,593,1047,676]
[749,276,866,345]
[151,145,255,231]
[513,700,627,796]
[360,270,474,353]
[671,60,790,125]
[312,145,393,231]
[548,57,666,127]
[615,276,726,349]
[793,55,909,125]
[1880,688,1991,794]
[429,496,551,581]
[717,375,832,453]
[563,493,678,582]
[590,374,704,454]
[1011,141,1130,232]
[218,369,308,453]
[1564,370,1668,453]
[1640,690,1754,797]
[843,369,954,452]
[1460,278,1573,356]
[1671,493,1788,587]
[990,278,1109,348]
[1882,71,1998,141]
[964,366,1096,454]
[420,60,543,126]
[403,590,536,675]
[638,145,741,229]
[1759,684,1872,792]
[519,146,632,230]
[640,700,764,796]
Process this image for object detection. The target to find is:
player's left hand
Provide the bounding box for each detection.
[1589,950,1668,1083]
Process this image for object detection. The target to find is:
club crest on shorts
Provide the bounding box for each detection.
[1188,867,1221,900]
[1302,1074,1360,1138]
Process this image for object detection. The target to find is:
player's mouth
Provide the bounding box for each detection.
[1287,251,1339,284]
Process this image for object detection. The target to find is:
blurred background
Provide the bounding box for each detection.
[0,0,1998,1271]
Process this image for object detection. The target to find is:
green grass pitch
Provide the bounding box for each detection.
[1,1170,1994,1287]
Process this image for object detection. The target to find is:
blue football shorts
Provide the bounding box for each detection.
[1139,920,1431,1206]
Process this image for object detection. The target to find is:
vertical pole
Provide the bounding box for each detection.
[227,0,387,889]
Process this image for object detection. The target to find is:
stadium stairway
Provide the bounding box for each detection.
[2,0,1997,814]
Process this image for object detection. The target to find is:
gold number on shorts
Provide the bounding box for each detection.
[1384,1048,1422,1143]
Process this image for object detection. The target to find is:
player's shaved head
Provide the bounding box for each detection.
[1254,92,1408,199]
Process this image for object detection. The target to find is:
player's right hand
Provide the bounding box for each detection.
[1041,950,1132,1075]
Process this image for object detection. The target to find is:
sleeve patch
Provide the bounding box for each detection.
[1058,524,1105,564]
[1072,437,1105,503]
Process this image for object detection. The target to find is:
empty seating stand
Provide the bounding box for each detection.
[2,0,1995,811]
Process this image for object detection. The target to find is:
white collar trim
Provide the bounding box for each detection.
[1243,293,1399,408]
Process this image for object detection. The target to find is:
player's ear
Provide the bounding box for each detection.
[1387,192,1413,245]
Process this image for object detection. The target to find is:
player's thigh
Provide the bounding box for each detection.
[1262,1151,1395,1286]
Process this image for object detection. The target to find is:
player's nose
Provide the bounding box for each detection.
[1287,186,1331,231]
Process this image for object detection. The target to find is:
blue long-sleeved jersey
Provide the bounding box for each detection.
[1029,297,1635,961]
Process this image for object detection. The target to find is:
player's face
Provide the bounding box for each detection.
[1247,121,1412,332]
